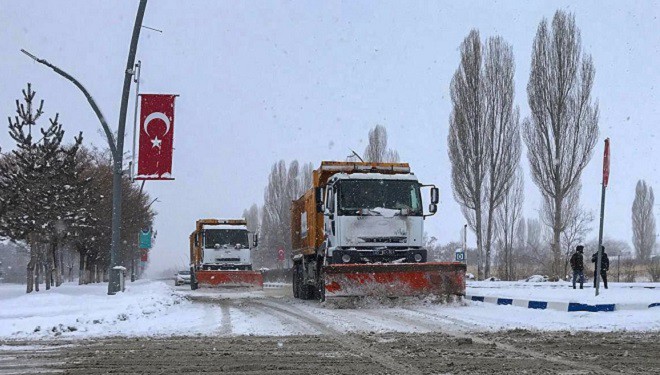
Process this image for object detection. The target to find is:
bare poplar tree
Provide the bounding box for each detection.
[481,37,521,278]
[363,125,399,162]
[242,204,260,234]
[258,160,311,267]
[523,10,599,278]
[299,162,314,194]
[448,30,520,279]
[495,169,524,280]
[632,180,655,262]
[560,187,594,277]
[448,30,488,279]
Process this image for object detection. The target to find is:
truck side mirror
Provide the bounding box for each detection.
[430,187,439,205]
[254,233,259,248]
[429,203,437,214]
[315,187,324,213]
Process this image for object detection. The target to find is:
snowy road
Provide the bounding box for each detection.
[2,280,658,340]
[1,280,659,374]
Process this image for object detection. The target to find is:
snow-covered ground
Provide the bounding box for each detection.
[467,280,660,305]
[0,281,215,339]
[1,279,658,341]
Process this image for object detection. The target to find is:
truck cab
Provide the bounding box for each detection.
[319,172,437,265]
[190,219,263,290]
[290,162,466,302]
[200,225,255,271]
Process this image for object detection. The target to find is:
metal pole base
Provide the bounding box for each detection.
[108,269,122,295]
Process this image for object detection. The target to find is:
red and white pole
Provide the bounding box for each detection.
[595,138,610,296]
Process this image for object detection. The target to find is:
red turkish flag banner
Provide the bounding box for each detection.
[602,138,610,187]
[136,94,177,180]
[140,249,149,262]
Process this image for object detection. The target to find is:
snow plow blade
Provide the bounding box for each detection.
[324,262,466,299]
[195,270,264,289]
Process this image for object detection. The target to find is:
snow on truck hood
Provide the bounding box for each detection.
[209,225,248,231]
[331,173,418,181]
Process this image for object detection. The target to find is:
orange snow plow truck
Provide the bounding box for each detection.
[189,219,263,290]
[291,161,466,301]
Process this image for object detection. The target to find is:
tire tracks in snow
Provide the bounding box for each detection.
[389,306,619,375]
[252,299,424,375]
[239,299,323,335]
[219,300,232,335]
[185,295,233,335]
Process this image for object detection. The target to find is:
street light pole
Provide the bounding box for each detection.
[108,0,149,295]
[19,0,148,295]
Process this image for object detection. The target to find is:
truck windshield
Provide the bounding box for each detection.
[204,229,249,248]
[338,179,422,215]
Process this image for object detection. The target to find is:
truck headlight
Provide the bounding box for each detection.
[414,253,423,262]
[342,254,351,263]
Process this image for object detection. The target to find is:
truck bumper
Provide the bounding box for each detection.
[195,270,264,289]
[324,262,466,298]
[329,248,427,264]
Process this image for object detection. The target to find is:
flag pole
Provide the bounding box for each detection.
[130,60,141,182]
[595,138,610,296]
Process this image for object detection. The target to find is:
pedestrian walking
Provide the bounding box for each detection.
[592,246,609,289]
[570,245,585,289]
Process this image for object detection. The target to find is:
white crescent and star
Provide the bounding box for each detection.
[143,112,171,149]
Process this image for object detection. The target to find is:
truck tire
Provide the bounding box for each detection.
[316,266,326,302]
[300,283,314,300]
[293,260,315,300]
[292,264,300,298]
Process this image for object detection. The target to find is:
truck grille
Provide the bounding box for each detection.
[358,236,407,243]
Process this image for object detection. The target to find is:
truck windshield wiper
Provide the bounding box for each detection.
[357,208,382,216]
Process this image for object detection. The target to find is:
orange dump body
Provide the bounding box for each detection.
[324,262,466,298]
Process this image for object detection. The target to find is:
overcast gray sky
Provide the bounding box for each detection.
[1,1,658,273]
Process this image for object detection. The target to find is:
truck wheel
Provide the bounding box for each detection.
[296,261,314,300]
[300,284,314,300]
[292,264,300,298]
[316,267,326,302]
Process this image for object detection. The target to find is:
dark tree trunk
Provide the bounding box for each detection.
[26,257,35,293]
[53,240,62,287]
[45,244,53,290]
[78,252,85,285]
[35,262,40,292]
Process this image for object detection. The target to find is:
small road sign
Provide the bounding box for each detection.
[455,251,465,262]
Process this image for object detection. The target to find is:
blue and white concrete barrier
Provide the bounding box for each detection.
[466,295,660,312]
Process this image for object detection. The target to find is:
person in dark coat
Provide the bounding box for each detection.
[570,245,585,289]
[591,245,609,289]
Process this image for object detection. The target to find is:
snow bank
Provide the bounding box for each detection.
[467,281,660,305]
[425,302,660,332]
[0,280,211,339]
